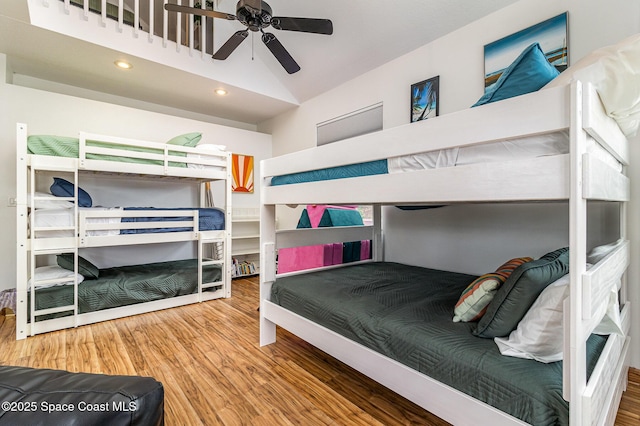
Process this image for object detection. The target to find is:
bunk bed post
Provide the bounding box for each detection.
[567,80,589,426]
[259,203,277,346]
[15,123,28,340]
[259,160,277,346]
[372,204,383,261]
[225,152,233,297]
[72,169,79,328]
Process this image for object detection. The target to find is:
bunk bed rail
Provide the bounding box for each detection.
[578,242,631,426]
[582,240,628,322]
[276,225,374,250]
[78,131,229,179]
[582,306,630,426]
[262,85,570,180]
[78,208,207,247]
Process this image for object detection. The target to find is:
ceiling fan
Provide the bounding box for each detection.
[164,0,333,74]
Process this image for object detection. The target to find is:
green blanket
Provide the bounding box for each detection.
[31,259,221,320]
[271,262,605,426]
[27,135,187,167]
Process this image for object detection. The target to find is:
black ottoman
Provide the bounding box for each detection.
[0,365,164,425]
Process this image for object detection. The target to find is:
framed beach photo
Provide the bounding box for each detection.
[483,12,568,91]
[411,76,439,123]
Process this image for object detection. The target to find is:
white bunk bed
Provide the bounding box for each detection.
[259,80,631,426]
[16,123,233,339]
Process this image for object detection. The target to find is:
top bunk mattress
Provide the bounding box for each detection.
[270,262,606,425]
[27,135,223,170]
[269,130,620,186]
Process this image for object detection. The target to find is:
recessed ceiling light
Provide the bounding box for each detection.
[114,60,133,70]
[215,88,228,96]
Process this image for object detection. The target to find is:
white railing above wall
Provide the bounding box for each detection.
[56,0,217,55]
[27,0,300,105]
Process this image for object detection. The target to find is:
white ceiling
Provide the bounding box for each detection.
[0,0,518,126]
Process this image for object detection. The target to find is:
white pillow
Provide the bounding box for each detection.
[494,265,623,363]
[543,33,640,137]
[593,281,624,336]
[196,143,227,151]
[27,265,84,289]
[587,239,624,264]
[27,192,74,210]
[494,273,570,363]
[187,144,227,170]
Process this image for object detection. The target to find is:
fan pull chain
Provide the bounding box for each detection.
[251,32,255,61]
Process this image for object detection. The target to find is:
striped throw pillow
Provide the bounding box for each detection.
[453,257,532,323]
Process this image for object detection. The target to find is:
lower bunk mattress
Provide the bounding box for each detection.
[270,262,606,426]
[30,259,221,321]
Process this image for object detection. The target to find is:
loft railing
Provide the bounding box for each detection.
[56,0,217,54]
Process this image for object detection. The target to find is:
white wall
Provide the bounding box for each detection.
[259,0,640,365]
[1,55,271,289]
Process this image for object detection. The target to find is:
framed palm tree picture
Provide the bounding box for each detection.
[411,76,439,123]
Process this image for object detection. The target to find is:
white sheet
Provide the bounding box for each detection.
[386,130,621,174]
[186,143,227,170]
[387,132,569,173]
[27,265,84,290]
[31,207,122,238]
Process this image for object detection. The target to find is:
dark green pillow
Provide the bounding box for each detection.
[57,254,100,280]
[474,247,569,338]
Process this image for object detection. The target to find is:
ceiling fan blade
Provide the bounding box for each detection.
[213,30,249,60]
[164,3,236,21]
[271,17,333,35]
[262,32,300,74]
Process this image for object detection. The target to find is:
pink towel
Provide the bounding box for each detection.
[278,246,325,273]
[360,240,371,260]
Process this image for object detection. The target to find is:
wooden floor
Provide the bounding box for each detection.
[0,276,638,425]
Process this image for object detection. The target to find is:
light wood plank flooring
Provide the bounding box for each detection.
[0,276,638,425]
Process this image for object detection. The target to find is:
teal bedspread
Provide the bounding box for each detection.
[271,262,605,426]
[31,259,221,320]
[270,159,388,185]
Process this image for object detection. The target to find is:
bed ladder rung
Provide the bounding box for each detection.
[202,281,223,289]
[34,304,76,317]
[31,247,76,255]
[32,226,76,232]
[200,238,225,244]
[33,195,74,202]
[202,259,223,266]
[32,277,76,287]
[29,162,78,173]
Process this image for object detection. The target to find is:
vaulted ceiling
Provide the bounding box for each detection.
[0,0,518,125]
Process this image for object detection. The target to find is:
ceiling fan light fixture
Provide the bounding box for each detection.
[114,60,133,70]
[215,88,228,96]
